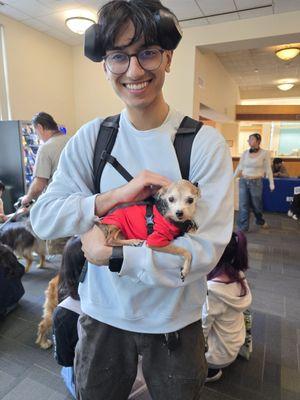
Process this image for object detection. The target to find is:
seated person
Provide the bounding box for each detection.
[272,158,289,178]
[52,236,85,398]
[202,231,252,382]
[0,180,7,223]
[0,243,25,317]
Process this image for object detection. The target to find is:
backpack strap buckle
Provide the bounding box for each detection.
[145,203,154,234]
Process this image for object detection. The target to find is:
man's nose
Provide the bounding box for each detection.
[126,55,145,77]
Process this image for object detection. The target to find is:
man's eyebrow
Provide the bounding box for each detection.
[108,44,152,52]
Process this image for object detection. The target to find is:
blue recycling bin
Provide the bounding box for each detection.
[263,177,300,213]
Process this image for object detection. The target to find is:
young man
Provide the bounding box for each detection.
[31,1,233,399]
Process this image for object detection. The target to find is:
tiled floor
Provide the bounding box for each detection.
[0,213,299,399]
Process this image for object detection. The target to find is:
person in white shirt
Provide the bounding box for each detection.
[234,133,274,231]
[30,1,233,399]
[202,231,252,383]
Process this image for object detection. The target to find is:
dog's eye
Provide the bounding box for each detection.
[168,196,175,203]
[186,197,194,204]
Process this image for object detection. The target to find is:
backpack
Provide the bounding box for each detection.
[93,114,203,193]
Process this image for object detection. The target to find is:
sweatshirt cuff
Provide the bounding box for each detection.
[119,244,147,282]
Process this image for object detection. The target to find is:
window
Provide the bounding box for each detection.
[0,25,11,120]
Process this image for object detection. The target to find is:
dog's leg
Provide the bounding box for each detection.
[37,254,46,269]
[96,223,144,247]
[148,244,192,282]
[24,256,33,273]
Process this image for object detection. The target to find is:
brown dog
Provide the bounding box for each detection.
[97,179,200,281]
[36,274,59,349]
[0,220,46,273]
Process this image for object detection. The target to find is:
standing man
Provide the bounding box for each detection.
[21,112,68,206]
[31,1,233,399]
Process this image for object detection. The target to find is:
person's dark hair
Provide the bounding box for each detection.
[0,180,5,192]
[58,236,86,302]
[32,112,59,131]
[273,157,283,165]
[0,243,24,279]
[249,133,261,143]
[207,231,249,296]
[98,0,177,52]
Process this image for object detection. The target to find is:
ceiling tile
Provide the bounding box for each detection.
[22,17,52,32]
[162,0,203,20]
[9,0,53,18]
[180,19,208,28]
[274,0,300,13]
[0,4,30,21]
[37,0,81,11]
[207,13,239,23]
[234,0,272,9]
[238,6,273,19]
[196,0,236,15]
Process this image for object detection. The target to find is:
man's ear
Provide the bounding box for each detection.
[165,50,173,73]
[103,62,110,80]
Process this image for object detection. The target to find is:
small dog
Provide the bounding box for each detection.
[98,179,200,281]
[0,220,46,273]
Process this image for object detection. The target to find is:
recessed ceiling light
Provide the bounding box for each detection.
[275,47,300,61]
[277,83,294,91]
[65,16,95,35]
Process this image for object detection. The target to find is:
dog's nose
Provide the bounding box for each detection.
[176,210,184,218]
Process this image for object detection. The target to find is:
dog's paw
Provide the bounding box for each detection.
[129,239,144,247]
[37,339,53,349]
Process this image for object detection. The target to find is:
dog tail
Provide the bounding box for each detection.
[36,275,59,349]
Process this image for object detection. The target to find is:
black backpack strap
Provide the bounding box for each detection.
[145,203,154,234]
[174,116,203,180]
[93,115,120,193]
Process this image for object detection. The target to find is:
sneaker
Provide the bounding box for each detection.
[292,214,298,221]
[205,368,222,383]
[261,222,269,229]
[287,210,293,217]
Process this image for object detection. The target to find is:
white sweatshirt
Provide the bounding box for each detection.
[202,277,252,367]
[234,149,274,190]
[31,108,234,334]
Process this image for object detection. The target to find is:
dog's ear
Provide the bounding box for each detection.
[154,185,168,200]
[191,182,201,198]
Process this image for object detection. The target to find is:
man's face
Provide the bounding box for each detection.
[103,21,173,111]
[248,136,259,148]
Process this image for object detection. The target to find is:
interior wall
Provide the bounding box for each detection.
[196,50,240,121]
[72,45,123,130]
[0,13,75,135]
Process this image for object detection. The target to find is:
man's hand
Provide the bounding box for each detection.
[21,195,32,206]
[95,170,171,217]
[116,170,171,203]
[81,225,112,266]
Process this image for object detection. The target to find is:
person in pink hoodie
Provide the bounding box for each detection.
[202,231,252,382]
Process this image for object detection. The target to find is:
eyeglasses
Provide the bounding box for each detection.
[104,48,165,75]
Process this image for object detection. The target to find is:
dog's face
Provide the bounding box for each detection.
[155,179,200,222]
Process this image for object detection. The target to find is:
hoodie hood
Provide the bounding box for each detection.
[207,279,252,312]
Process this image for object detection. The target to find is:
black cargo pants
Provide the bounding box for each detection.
[74,314,207,400]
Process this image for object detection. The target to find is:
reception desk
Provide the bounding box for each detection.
[262,178,300,213]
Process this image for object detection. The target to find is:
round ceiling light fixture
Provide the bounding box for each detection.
[275,47,300,61]
[65,16,95,34]
[277,82,295,91]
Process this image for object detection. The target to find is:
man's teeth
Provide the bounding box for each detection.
[125,81,149,90]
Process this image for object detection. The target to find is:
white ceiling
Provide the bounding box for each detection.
[216,43,300,91]
[1,0,300,96]
[1,0,300,46]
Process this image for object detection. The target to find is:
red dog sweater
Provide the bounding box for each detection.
[101,204,181,247]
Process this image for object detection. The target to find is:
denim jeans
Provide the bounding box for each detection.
[74,314,207,400]
[238,178,265,231]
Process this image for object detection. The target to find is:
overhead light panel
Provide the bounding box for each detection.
[65,16,95,34]
[275,47,300,61]
[277,83,295,91]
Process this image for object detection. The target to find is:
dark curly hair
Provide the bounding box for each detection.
[0,243,25,279]
[207,231,249,296]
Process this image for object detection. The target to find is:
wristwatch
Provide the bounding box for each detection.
[108,246,123,272]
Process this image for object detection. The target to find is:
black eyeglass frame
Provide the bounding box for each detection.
[103,48,165,75]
